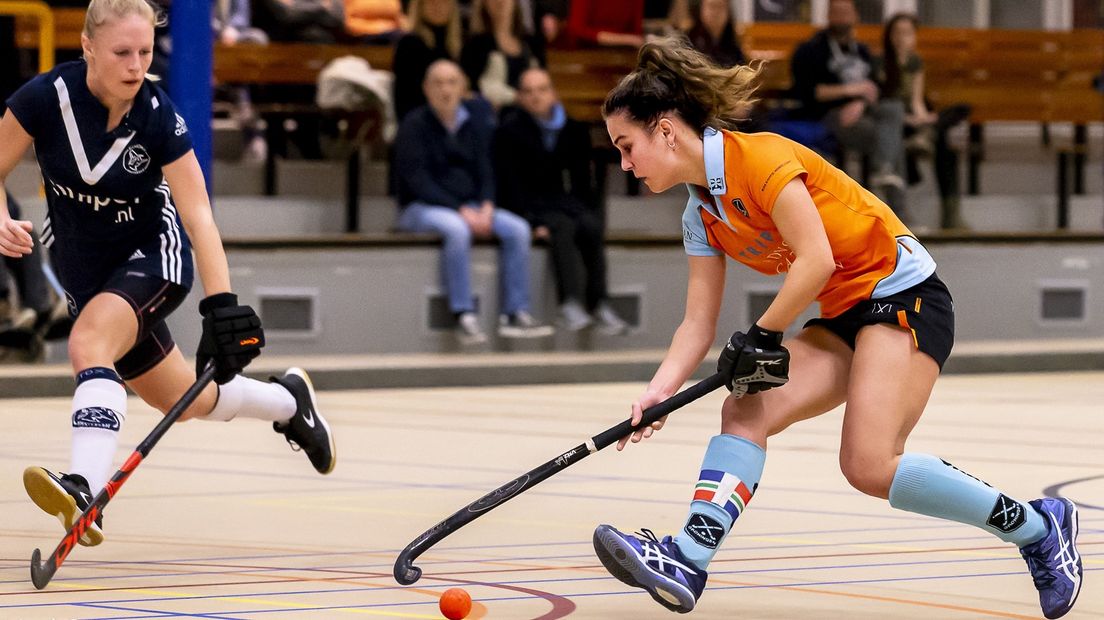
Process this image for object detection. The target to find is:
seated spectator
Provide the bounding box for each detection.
[213,0,269,161]
[393,0,465,121]
[460,0,545,109]
[254,0,346,43]
[559,0,644,48]
[393,60,554,344]
[495,68,628,334]
[874,13,971,229]
[0,193,70,363]
[345,0,408,43]
[215,0,270,44]
[685,0,745,68]
[791,0,908,218]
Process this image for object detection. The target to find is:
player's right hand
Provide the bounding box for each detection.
[617,388,671,451]
[0,218,34,257]
[717,326,790,395]
[196,292,265,384]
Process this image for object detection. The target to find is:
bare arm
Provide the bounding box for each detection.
[162,151,230,297]
[910,69,933,121]
[757,178,837,331]
[618,254,725,449]
[0,111,36,257]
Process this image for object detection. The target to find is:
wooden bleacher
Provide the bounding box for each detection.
[14,9,1103,220]
[18,9,1100,127]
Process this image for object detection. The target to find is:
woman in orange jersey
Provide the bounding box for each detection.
[590,37,1081,619]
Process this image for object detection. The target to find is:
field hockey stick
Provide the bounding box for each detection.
[393,371,727,585]
[29,365,217,590]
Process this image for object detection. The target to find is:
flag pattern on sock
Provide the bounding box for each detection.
[693,469,754,521]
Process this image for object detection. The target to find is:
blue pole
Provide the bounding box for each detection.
[168,0,213,196]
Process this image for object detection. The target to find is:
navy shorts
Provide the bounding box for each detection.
[804,273,955,369]
[55,243,192,381]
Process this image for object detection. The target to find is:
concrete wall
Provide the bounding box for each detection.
[141,240,1104,360]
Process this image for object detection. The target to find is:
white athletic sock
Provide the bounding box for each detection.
[69,368,127,494]
[203,375,295,423]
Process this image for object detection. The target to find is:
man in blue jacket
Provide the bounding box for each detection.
[393,59,553,344]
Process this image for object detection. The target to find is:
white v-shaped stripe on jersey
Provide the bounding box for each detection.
[54,77,135,185]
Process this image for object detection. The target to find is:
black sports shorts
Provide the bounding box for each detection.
[100,271,189,380]
[804,272,955,369]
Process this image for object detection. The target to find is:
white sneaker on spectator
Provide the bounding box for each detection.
[871,166,905,190]
[456,312,488,345]
[498,311,555,339]
[594,302,630,335]
[559,299,593,331]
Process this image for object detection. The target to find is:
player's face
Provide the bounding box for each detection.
[606,111,677,193]
[84,13,154,102]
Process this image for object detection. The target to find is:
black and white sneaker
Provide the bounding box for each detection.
[271,368,336,474]
[23,467,104,547]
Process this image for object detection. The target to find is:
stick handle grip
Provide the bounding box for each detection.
[591,373,726,450]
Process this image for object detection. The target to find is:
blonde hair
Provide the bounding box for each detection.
[83,0,163,38]
[407,0,462,60]
[603,35,760,132]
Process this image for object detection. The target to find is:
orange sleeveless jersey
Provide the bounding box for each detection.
[681,129,936,318]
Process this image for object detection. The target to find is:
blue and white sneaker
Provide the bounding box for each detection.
[593,525,707,613]
[1019,497,1082,619]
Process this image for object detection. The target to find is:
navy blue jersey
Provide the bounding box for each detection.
[5,60,193,291]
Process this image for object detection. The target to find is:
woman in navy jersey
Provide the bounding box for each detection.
[0,0,336,547]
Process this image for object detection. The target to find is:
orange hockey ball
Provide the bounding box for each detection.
[440,587,472,619]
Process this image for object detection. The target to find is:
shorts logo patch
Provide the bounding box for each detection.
[123,145,150,174]
[684,512,725,549]
[987,493,1026,533]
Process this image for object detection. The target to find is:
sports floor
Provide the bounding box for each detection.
[1,371,1101,619]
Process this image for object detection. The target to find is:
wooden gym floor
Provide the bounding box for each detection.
[1,371,1101,618]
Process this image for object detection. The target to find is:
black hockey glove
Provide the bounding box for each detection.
[716,325,790,395]
[197,293,264,384]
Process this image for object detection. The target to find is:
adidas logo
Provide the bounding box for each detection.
[128,249,146,261]
[174,113,188,136]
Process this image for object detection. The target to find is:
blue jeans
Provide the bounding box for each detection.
[396,203,532,315]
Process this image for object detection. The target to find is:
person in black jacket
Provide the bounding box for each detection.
[495,68,627,333]
[790,0,907,218]
[393,60,554,344]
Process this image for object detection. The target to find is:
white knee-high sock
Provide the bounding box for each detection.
[203,375,295,422]
[69,367,127,494]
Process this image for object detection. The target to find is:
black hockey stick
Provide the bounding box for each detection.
[393,372,727,585]
[29,365,217,589]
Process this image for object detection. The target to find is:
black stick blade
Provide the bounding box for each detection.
[30,548,54,590]
[394,561,422,585]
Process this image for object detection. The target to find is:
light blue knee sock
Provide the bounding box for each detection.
[674,434,765,570]
[889,453,1047,547]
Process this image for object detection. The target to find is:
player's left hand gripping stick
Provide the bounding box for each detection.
[393,372,728,585]
[29,365,217,589]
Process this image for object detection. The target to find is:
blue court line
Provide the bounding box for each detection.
[77,601,242,619]
[74,567,1104,619]
[5,549,1099,613]
[5,526,1100,589]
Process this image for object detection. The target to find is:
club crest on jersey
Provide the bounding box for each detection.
[731,198,749,218]
[123,145,150,174]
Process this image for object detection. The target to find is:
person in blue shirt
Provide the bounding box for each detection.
[0,0,336,548]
